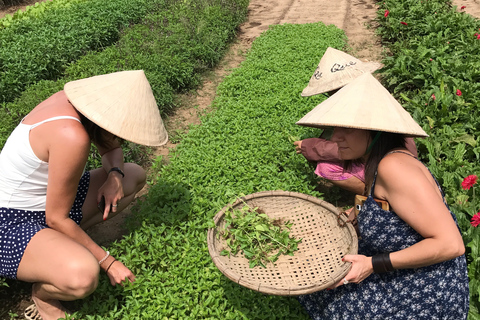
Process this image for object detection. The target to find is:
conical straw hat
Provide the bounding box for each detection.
[64,70,168,146]
[296,73,428,137]
[301,47,383,97]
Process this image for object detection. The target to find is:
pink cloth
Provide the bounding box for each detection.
[314,161,365,182]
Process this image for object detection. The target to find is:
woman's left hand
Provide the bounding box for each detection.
[328,254,373,289]
[293,140,302,153]
[105,259,136,286]
[97,172,124,220]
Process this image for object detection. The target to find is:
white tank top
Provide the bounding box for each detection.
[0,116,81,211]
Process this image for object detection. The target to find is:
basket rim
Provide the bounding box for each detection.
[207,190,358,296]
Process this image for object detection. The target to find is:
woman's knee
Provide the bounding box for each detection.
[61,258,99,299]
[124,163,146,192]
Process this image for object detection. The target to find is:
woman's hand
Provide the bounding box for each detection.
[329,254,373,289]
[293,140,302,153]
[97,172,124,220]
[104,258,136,286]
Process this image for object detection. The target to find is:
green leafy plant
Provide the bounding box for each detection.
[219,202,302,268]
[0,0,162,104]
[0,0,88,30]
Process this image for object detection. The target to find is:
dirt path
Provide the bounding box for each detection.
[453,0,480,16]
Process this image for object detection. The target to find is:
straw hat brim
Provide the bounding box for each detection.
[301,47,383,97]
[64,70,168,146]
[296,73,429,138]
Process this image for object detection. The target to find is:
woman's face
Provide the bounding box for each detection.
[330,128,371,160]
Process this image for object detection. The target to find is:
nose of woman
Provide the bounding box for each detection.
[331,127,346,142]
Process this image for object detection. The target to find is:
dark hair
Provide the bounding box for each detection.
[79,113,114,149]
[363,131,407,195]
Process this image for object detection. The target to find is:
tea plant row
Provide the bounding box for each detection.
[0,0,88,30]
[0,0,161,104]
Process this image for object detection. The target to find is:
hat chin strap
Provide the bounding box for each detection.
[364,131,382,155]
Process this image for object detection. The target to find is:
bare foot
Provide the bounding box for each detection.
[32,284,69,320]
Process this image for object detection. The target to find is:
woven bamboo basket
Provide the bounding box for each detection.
[207,190,358,296]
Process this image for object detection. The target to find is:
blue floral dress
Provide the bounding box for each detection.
[298,153,469,319]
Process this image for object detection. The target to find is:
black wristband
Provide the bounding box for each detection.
[108,167,124,178]
[105,259,117,273]
[372,253,394,273]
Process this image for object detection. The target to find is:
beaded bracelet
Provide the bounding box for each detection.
[372,253,394,273]
[105,259,117,273]
[98,251,110,265]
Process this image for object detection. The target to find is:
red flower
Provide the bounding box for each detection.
[461,5,466,10]
[462,175,478,190]
[400,21,408,25]
[477,34,480,39]
[471,212,480,227]
[456,89,462,96]
[384,10,390,17]
[431,94,436,100]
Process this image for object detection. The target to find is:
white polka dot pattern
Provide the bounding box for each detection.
[0,172,89,279]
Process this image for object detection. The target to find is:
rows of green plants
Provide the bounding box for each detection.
[0,0,161,104]
[64,23,347,319]
[0,0,249,298]
[0,0,88,29]
[0,0,248,166]
[375,0,480,317]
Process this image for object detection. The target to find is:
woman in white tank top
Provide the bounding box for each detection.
[0,71,168,320]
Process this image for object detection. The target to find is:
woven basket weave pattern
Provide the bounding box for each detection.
[208,190,358,296]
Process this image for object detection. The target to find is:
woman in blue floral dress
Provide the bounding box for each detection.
[296,73,469,319]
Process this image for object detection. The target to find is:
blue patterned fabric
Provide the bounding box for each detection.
[0,172,90,279]
[298,157,469,319]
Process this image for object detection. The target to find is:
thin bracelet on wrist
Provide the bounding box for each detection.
[105,259,117,273]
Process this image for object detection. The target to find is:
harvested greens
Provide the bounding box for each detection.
[219,203,302,268]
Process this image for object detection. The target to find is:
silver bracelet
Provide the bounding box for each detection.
[99,251,110,265]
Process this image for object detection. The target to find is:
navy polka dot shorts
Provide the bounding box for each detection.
[0,171,90,279]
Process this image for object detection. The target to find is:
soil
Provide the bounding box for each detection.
[0,0,478,318]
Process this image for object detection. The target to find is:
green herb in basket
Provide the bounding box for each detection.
[218,204,302,268]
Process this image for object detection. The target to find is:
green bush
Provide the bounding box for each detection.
[0,0,88,29]
[0,0,160,103]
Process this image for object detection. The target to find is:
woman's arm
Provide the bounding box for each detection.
[45,123,109,266]
[45,123,134,284]
[294,138,340,162]
[334,152,464,287]
[375,153,465,268]
[96,138,125,219]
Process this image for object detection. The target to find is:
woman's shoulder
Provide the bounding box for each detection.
[376,149,430,190]
[377,149,423,180]
[26,92,90,150]
[24,91,80,123]
[378,149,419,169]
